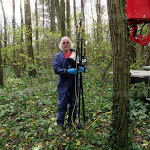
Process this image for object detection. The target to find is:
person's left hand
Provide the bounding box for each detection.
[78,67,85,73]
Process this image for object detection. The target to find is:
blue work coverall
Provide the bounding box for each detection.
[53,49,77,125]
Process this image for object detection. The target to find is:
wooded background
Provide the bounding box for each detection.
[0,0,150,149]
[0,0,111,81]
[0,0,150,82]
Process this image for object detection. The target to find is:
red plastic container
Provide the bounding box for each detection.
[126,0,150,24]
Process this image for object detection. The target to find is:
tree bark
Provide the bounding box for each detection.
[60,0,66,37]
[20,0,25,70]
[81,0,85,28]
[42,0,45,46]
[25,0,36,76]
[66,0,71,37]
[12,0,21,78]
[0,0,7,65]
[96,0,103,42]
[35,0,40,66]
[51,0,56,33]
[129,42,136,67]
[55,0,61,32]
[0,33,4,86]
[107,0,130,149]
[73,0,77,35]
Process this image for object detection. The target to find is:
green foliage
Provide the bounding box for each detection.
[129,83,150,150]
[0,66,150,149]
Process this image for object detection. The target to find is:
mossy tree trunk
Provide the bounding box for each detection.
[25,0,36,77]
[107,0,130,149]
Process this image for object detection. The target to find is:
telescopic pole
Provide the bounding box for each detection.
[81,29,85,124]
[76,19,86,127]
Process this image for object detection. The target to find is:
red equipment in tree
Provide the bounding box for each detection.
[126,0,150,45]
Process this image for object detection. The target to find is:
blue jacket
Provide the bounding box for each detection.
[53,49,76,95]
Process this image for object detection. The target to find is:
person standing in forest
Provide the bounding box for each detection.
[53,36,84,130]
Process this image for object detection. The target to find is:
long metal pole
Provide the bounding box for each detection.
[80,31,85,124]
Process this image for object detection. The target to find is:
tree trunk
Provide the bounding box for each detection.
[60,0,66,37]
[107,0,130,149]
[81,0,85,28]
[12,0,15,50]
[81,0,86,56]
[51,0,56,33]
[42,0,45,46]
[90,0,96,39]
[140,45,144,67]
[25,0,36,77]
[20,0,26,70]
[73,0,77,35]
[50,0,56,57]
[0,33,4,86]
[35,0,40,66]
[96,0,103,42]
[66,0,71,37]
[55,0,61,32]
[129,42,136,68]
[0,0,7,65]
[12,0,21,78]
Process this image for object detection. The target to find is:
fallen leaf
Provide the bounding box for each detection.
[142,140,149,147]
[76,139,80,145]
[135,137,142,143]
[0,129,6,133]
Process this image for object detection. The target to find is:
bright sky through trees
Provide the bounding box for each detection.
[0,0,108,30]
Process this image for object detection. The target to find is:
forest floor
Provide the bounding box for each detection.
[0,66,150,150]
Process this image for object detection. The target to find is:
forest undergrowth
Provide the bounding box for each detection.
[0,66,150,150]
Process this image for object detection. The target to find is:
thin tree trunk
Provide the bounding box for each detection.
[0,0,7,65]
[25,0,36,76]
[51,0,56,33]
[12,0,15,51]
[90,0,96,39]
[60,0,66,37]
[55,0,61,32]
[81,0,85,27]
[0,32,4,86]
[81,0,86,56]
[12,0,21,78]
[66,0,71,37]
[20,0,25,70]
[73,0,77,35]
[107,0,130,149]
[35,0,40,66]
[129,42,136,68]
[140,45,144,67]
[42,0,45,47]
[96,0,103,42]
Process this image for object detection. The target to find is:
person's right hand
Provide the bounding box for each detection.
[67,68,78,74]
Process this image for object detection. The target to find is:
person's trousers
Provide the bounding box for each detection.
[57,88,77,125]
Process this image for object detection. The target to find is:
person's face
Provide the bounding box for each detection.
[62,38,71,51]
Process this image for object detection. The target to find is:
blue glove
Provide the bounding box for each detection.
[67,68,78,74]
[78,67,85,73]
